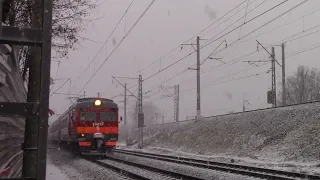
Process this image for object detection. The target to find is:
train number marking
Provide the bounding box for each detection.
[93,122,104,127]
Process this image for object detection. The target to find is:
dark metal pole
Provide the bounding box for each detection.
[124,83,127,125]
[271,47,276,107]
[23,0,44,177]
[22,44,40,178]
[196,36,201,119]
[282,43,286,106]
[138,75,143,149]
[176,85,179,122]
[36,0,53,179]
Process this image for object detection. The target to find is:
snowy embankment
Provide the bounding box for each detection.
[0,45,26,178]
[122,102,320,175]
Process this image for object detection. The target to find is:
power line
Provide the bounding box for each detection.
[50,79,71,97]
[101,82,115,96]
[149,62,269,102]
[77,0,156,95]
[182,70,266,93]
[202,0,292,49]
[181,40,320,94]
[154,17,320,89]
[145,40,228,93]
[286,42,320,59]
[131,0,250,76]
[74,0,136,81]
[147,69,189,93]
[276,25,320,44]
[202,0,267,41]
[236,6,320,45]
[143,52,195,82]
[180,63,253,85]
[108,0,310,100]
[111,0,262,97]
[150,23,319,92]
[142,1,290,84]
[189,0,313,80]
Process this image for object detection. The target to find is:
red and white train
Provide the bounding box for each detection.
[49,97,121,155]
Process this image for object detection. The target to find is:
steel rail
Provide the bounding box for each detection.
[114,149,320,180]
[102,154,205,180]
[49,144,146,180]
[83,156,149,180]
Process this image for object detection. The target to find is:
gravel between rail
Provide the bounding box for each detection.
[114,148,320,180]
[108,150,260,180]
[48,144,202,180]
[85,156,182,180]
[48,147,130,180]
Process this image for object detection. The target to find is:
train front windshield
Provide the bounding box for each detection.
[80,111,116,121]
[100,111,116,121]
[80,111,96,121]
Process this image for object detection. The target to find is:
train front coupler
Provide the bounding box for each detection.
[93,133,105,153]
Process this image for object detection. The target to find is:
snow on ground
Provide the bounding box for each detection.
[120,102,320,176]
[46,158,69,180]
[47,146,128,180]
[119,145,320,176]
[110,151,261,180]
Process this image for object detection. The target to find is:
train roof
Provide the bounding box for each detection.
[71,97,118,109]
[53,97,118,125]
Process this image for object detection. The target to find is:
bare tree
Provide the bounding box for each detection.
[4,0,97,82]
[129,101,161,127]
[278,65,320,105]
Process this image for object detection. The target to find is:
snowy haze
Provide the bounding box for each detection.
[49,0,320,124]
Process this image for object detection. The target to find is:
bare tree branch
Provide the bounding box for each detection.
[5,0,97,83]
[278,65,320,105]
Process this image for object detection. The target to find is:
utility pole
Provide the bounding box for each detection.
[84,91,86,98]
[271,47,276,107]
[282,43,286,106]
[124,83,127,125]
[160,85,180,122]
[97,92,100,97]
[174,85,179,122]
[138,75,144,149]
[256,40,282,108]
[135,100,138,127]
[123,83,128,145]
[182,36,203,121]
[196,36,201,119]
[182,37,226,121]
[111,76,139,123]
[111,76,143,147]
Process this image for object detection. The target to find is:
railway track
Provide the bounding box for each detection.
[83,154,204,180]
[51,144,195,179]
[114,149,320,180]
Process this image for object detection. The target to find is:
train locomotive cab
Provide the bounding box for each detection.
[76,98,119,155]
[49,97,119,156]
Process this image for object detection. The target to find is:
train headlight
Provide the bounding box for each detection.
[81,134,85,137]
[95,100,101,106]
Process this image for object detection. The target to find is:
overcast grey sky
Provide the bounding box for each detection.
[49,0,320,124]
